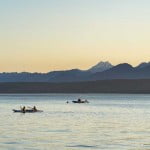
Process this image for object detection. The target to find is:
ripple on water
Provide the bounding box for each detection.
[66,144,98,149]
[1,94,150,150]
[4,142,20,144]
[45,129,71,133]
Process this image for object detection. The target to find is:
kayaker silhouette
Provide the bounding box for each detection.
[78,99,81,102]
[22,106,26,113]
[33,106,37,111]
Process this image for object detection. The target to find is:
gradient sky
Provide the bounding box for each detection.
[0,0,150,72]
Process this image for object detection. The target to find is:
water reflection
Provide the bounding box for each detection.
[0,94,150,150]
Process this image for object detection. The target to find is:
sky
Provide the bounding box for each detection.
[0,0,150,72]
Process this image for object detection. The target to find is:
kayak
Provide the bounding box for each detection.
[12,109,43,113]
[72,100,89,103]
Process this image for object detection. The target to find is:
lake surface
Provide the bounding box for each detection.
[0,94,150,150]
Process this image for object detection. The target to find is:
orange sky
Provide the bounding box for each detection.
[0,0,150,72]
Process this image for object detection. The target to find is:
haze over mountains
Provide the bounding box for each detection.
[0,61,150,82]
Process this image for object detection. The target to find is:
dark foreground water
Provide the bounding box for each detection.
[0,94,150,150]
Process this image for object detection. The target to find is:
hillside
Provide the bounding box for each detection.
[0,79,150,93]
[0,62,149,82]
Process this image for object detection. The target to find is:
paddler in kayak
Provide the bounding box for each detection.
[33,106,37,112]
[22,106,26,113]
[78,98,81,102]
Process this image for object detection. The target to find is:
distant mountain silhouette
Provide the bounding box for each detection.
[134,65,150,78]
[90,63,150,80]
[0,61,150,82]
[136,62,150,69]
[47,69,90,82]
[0,69,91,82]
[90,63,135,80]
[88,61,113,73]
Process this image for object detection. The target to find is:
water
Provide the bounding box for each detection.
[0,94,150,150]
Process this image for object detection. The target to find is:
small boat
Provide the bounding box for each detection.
[72,101,85,103]
[12,109,43,113]
[72,99,89,104]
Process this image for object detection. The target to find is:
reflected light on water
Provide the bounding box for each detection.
[0,94,150,150]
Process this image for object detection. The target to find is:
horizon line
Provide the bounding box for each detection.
[0,61,149,74]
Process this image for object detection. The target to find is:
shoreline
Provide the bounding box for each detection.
[0,79,150,94]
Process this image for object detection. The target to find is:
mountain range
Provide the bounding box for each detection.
[0,61,150,82]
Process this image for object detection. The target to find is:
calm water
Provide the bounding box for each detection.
[0,94,150,150]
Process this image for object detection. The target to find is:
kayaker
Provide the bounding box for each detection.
[78,98,81,102]
[33,106,37,112]
[22,106,26,113]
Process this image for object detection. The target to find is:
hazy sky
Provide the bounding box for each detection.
[0,0,150,72]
